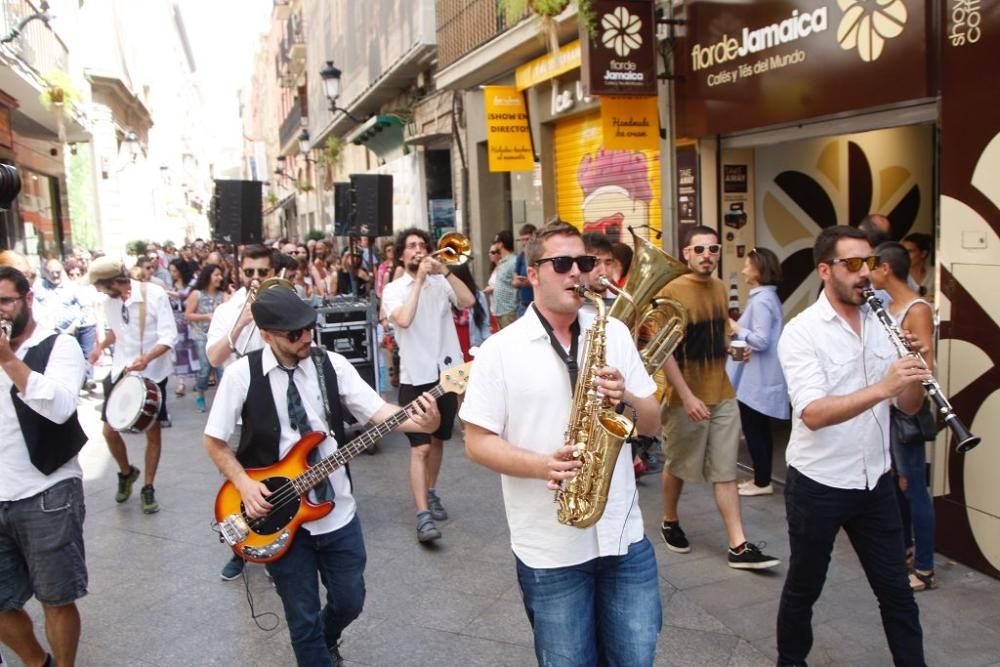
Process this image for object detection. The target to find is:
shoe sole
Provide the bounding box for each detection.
[220,571,244,581]
[738,489,774,496]
[660,533,692,554]
[728,558,781,570]
[429,512,448,521]
[417,531,442,543]
[142,506,160,514]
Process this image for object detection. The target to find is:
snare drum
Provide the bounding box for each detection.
[106,374,163,433]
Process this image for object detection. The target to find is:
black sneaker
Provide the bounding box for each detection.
[140,485,160,514]
[115,465,140,503]
[660,521,691,553]
[728,541,780,570]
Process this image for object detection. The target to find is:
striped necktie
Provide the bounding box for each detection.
[284,366,333,502]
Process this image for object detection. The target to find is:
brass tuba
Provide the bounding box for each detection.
[430,232,472,265]
[608,228,690,399]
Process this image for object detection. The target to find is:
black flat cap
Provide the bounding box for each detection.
[251,286,315,331]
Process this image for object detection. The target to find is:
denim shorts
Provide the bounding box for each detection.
[0,477,88,611]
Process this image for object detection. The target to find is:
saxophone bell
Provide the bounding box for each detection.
[0,319,10,338]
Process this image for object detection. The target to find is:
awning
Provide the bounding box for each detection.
[345,114,405,162]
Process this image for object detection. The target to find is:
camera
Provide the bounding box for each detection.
[0,164,22,211]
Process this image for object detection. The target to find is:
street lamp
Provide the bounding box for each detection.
[0,1,51,44]
[124,131,140,162]
[319,60,366,122]
[298,128,310,154]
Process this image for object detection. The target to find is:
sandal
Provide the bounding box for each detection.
[909,570,936,591]
[175,382,185,397]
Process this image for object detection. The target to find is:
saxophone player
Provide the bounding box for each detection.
[461,220,662,666]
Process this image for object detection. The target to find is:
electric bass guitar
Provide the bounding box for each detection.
[214,362,472,563]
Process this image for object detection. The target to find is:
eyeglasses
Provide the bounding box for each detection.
[0,296,23,307]
[292,250,307,255]
[533,255,597,274]
[243,268,272,278]
[827,256,881,272]
[274,327,310,343]
[488,250,499,256]
[687,244,721,255]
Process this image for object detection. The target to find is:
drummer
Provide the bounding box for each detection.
[84,257,177,514]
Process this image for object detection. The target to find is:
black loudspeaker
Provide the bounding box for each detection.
[334,182,352,236]
[350,174,393,237]
[212,179,263,244]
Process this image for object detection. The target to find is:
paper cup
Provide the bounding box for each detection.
[730,340,748,362]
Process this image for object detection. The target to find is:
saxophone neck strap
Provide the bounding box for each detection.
[532,303,581,392]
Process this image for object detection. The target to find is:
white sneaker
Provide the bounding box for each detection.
[739,483,774,496]
[737,479,754,490]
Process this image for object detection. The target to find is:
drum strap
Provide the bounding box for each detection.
[138,282,148,355]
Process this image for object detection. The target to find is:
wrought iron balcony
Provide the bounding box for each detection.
[436,0,521,69]
[278,99,303,153]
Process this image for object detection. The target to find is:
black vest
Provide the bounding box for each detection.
[235,348,347,470]
[12,333,88,475]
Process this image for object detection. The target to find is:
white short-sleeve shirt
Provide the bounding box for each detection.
[205,346,385,535]
[459,306,656,569]
[206,287,264,368]
[381,273,463,385]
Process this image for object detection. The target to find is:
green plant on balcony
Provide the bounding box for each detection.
[317,136,344,171]
[266,191,279,207]
[38,69,82,113]
[499,0,597,53]
[296,179,314,193]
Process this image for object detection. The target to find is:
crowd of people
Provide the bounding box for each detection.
[0,215,942,667]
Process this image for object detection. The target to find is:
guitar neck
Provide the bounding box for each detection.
[298,384,447,491]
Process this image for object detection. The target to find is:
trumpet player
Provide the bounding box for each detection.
[461,220,662,666]
[776,226,931,666]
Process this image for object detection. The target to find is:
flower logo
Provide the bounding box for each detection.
[601,6,643,57]
[837,0,908,62]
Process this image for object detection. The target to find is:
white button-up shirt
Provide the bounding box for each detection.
[381,273,463,385]
[102,280,176,383]
[459,307,656,569]
[204,346,385,536]
[0,328,87,501]
[206,287,264,368]
[778,291,898,490]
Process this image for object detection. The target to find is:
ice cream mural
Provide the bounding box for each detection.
[554,111,661,245]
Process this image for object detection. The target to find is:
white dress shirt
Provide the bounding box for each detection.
[381,273,464,385]
[778,291,899,490]
[459,307,656,569]
[206,287,264,368]
[0,328,87,501]
[204,346,385,536]
[103,280,177,383]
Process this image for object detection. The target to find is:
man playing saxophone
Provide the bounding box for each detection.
[461,220,662,666]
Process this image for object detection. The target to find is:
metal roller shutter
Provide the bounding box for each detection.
[553,110,661,246]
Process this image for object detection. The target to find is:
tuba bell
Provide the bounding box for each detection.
[430,232,472,265]
[608,228,690,399]
[228,274,296,356]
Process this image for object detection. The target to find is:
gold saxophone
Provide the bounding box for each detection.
[555,285,634,529]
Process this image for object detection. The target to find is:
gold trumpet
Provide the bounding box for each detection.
[428,232,472,265]
[608,228,691,400]
[0,318,10,338]
[228,274,296,356]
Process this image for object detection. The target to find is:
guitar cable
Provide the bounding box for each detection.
[241,565,280,632]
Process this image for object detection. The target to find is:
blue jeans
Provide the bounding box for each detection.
[892,438,935,572]
[75,325,97,381]
[192,338,222,392]
[515,536,661,667]
[265,515,366,667]
[777,467,924,666]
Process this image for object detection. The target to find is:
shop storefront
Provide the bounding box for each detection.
[674,0,1000,577]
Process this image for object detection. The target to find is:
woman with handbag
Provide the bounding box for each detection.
[872,241,938,591]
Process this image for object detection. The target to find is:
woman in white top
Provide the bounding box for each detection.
[901,232,934,303]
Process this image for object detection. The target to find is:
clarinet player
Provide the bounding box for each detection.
[776,226,931,666]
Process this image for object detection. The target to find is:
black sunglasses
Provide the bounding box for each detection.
[533,255,597,274]
[243,268,272,278]
[827,256,881,272]
[688,244,721,255]
[274,327,310,343]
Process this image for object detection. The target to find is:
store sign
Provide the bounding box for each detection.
[484,86,534,172]
[581,0,658,97]
[600,96,659,150]
[675,0,930,137]
[516,41,582,91]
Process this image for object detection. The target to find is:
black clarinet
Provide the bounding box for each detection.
[862,288,980,453]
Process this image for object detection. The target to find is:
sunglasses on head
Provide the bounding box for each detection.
[243,268,271,278]
[273,327,310,342]
[827,256,881,272]
[688,244,721,255]
[533,255,597,274]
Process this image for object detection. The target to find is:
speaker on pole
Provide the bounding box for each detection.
[349,174,393,237]
[334,182,352,236]
[212,179,263,245]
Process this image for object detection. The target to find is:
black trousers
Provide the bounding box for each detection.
[738,401,774,486]
[776,466,925,667]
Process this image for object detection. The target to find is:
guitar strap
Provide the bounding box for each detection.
[310,346,352,490]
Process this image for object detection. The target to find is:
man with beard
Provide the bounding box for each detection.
[657,225,780,570]
[776,226,929,666]
[204,287,439,666]
[85,258,176,514]
[0,266,89,667]
[580,232,617,315]
[381,227,474,543]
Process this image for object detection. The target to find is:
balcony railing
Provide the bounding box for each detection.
[278,99,303,151]
[0,0,69,79]
[436,0,521,69]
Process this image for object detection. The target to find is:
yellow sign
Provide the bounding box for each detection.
[484,86,535,172]
[515,40,581,90]
[600,96,660,151]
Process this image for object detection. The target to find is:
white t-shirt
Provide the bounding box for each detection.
[381,273,463,385]
[205,346,385,536]
[459,307,656,569]
[0,329,87,501]
[206,287,265,368]
[102,280,176,383]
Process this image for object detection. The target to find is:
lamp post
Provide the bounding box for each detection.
[0,1,52,44]
[319,60,366,123]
